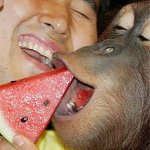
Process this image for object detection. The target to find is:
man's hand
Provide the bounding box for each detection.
[0,0,3,7]
[0,135,38,150]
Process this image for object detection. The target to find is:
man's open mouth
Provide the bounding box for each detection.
[18,35,57,69]
[18,35,94,116]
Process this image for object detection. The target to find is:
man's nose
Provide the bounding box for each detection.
[38,14,70,38]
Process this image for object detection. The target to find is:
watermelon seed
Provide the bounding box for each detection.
[10,80,16,83]
[21,117,28,123]
[43,100,49,107]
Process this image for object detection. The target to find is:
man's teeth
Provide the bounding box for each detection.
[18,41,52,59]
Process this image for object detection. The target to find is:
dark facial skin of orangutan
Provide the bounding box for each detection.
[52,1,150,150]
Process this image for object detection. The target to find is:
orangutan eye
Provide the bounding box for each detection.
[138,35,150,47]
[114,25,127,34]
[138,35,149,41]
[139,22,150,47]
[104,47,114,53]
[114,7,134,34]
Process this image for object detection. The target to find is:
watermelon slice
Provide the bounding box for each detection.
[0,67,73,144]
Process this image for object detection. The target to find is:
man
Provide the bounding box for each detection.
[0,0,100,149]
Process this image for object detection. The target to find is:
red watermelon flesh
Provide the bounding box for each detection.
[75,89,93,109]
[0,67,73,143]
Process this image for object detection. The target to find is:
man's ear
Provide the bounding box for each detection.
[0,0,3,8]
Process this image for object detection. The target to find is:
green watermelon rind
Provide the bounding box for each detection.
[0,110,16,143]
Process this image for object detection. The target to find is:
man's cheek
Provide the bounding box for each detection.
[73,38,96,51]
[71,33,96,51]
[0,0,3,7]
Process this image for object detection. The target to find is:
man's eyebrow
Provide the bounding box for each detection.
[83,0,97,12]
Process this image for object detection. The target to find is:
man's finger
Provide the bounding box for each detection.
[0,136,16,150]
[13,135,38,150]
[0,0,3,7]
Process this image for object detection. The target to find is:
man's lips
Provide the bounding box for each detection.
[18,35,61,69]
[18,34,61,52]
[17,34,94,116]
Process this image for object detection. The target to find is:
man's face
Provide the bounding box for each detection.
[0,0,99,84]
